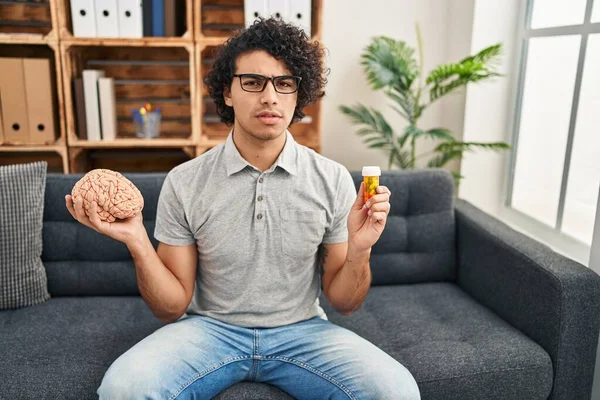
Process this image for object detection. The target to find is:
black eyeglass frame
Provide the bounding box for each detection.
[232,73,302,94]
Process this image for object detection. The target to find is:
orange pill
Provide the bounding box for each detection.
[362,166,381,204]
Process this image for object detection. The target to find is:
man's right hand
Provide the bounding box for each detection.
[65,194,146,247]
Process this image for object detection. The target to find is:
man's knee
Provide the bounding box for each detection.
[366,361,421,400]
[97,358,162,400]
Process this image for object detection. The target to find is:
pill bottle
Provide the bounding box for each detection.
[362,166,381,204]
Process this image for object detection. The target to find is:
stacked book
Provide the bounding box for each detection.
[73,71,117,141]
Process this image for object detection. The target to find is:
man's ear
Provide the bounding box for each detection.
[224,86,233,107]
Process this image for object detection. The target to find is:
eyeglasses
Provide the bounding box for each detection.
[233,73,302,94]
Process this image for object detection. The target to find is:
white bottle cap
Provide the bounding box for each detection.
[362,166,381,176]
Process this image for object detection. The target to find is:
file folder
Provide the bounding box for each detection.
[23,58,56,144]
[98,77,117,141]
[82,69,105,141]
[268,0,288,21]
[245,0,267,27]
[118,0,143,38]
[70,0,97,37]
[288,0,311,36]
[152,0,164,36]
[0,58,29,143]
[95,0,120,38]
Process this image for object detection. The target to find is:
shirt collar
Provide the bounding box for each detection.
[224,129,298,176]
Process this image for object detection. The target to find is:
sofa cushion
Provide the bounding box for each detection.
[350,169,457,285]
[322,283,554,400]
[0,283,554,400]
[0,161,50,309]
[0,296,291,400]
[0,297,164,399]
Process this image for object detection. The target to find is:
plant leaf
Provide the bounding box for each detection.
[421,128,455,141]
[386,90,413,121]
[435,141,511,153]
[426,43,503,103]
[361,36,419,93]
[427,150,464,168]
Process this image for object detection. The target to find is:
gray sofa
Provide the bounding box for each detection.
[2,168,600,400]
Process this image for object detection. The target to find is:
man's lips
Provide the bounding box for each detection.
[256,111,282,117]
[256,111,282,125]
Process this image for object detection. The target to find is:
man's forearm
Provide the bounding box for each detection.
[127,235,188,322]
[327,245,372,315]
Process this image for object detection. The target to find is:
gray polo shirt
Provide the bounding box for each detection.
[154,130,356,328]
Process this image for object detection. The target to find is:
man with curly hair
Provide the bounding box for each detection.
[67,17,420,400]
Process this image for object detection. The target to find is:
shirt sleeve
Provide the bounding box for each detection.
[322,167,357,244]
[153,172,196,246]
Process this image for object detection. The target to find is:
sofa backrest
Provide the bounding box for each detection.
[42,173,166,296]
[349,169,456,285]
[42,168,456,296]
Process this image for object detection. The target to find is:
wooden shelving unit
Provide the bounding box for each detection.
[1,0,324,173]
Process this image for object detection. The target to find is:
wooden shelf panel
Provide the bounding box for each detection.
[62,37,193,48]
[0,1,53,36]
[0,33,48,44]
[0,143,64,153]
[68,138,196,148]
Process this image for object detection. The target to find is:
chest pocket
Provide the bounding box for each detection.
[279,209,326,258]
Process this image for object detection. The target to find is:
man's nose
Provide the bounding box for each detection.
[260,80,278,105]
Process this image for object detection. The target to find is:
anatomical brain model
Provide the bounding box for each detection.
[71,169,144,222]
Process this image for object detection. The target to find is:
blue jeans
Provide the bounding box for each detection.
[97,314,420,399]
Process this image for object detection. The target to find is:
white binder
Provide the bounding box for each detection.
[244,0,267,28]
[70,0,97,37]
[118,0,143,38]
[94,0,119,38]
[288,0,311,37]
[82,70,105,141]
[98,78,117,141]
[267,0,288,21]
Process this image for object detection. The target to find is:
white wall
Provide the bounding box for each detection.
[457,0,522,215]
[320,0,474,173]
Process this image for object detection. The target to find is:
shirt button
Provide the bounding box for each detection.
[257,214,263,220]
[259,178,264,183]
[257,196,263,201]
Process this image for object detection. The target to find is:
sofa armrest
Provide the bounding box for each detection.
[455,199,600,400]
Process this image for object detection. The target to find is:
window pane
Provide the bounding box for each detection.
[593,0,600,22]
[511,35,581,227]
[530,0,587,29]
[562,34,600,245]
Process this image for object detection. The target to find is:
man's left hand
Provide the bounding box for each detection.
[347,183,391,253]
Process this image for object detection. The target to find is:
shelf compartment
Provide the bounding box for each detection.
[61,43,198,144]
[68,147,195,174]
[56,0,194,41]
[0,0,58,39]
[0,150,66,173]
[195,0,323,41]
[0,42,66,147]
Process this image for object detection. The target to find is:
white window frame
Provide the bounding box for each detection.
[498,0,600,266]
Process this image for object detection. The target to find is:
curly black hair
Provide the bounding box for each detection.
[203,17,328,126]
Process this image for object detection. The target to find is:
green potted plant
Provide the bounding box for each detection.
[339,26,511,188]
